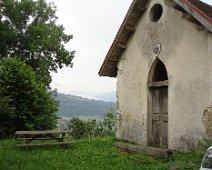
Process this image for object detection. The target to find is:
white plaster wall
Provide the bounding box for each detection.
[116,0,212,150]
[209,36,212,104]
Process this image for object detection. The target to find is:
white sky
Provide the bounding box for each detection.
[49,0,132,98]
[202,0,212,5]
[49,0,212,98]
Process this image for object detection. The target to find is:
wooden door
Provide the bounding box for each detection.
[151,87,168,147]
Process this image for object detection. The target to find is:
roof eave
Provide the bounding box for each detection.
[174,0,212,32]
[98,0,147,77]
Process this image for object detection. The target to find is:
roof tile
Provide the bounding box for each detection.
[188,0,212,18]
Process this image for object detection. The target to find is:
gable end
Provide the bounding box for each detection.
[99,0,212,77]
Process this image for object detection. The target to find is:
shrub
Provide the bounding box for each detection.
[68,110,116,139]
[0,58,58,138]
[68,117,87,139]
[102,110,116,135]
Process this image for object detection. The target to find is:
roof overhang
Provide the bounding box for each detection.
[174,0,212,32]
[98,0,148,77]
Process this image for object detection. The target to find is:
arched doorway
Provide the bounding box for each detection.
[148,58,168,147]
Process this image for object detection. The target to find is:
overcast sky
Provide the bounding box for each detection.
[48,0,212,98]
[48,0,132,98]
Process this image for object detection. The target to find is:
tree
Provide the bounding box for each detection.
[103,109,116,135]
[0,0,75,86]
[68,117,87,139]
[85,119,96,138]
[0,94,15,137]
[0,58,58,138]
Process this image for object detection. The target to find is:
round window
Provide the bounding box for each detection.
[150,4,163,22]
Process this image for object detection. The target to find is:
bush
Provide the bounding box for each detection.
[68,117,87,139]
[68,110,116,139]
[103,110,116,135]
[0,58,58,138]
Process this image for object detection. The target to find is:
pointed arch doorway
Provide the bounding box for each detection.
[148,59,168,148]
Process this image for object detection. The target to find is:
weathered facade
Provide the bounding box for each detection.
[99,0,212,151]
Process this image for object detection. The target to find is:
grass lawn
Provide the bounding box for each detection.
[0,137,207,170]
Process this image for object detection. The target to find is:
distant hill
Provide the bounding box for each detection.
[55,93,116,119]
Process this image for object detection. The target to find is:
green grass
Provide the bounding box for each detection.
[0,137,207,170]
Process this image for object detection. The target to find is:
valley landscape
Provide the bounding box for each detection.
[55,93,116,119]
[55,93,116,129]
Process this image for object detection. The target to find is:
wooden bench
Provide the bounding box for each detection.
[15,130,72,147]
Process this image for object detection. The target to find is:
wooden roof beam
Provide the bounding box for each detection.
[104,64,117,69]
[116,44,127,49]
[133,6,146,13]
[100,70,117,76]
[124,26,136,32]
[109,58,119,62]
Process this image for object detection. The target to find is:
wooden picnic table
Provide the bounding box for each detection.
[15,130,72,147]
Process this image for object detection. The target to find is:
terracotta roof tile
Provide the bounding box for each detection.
[188,0,212,18]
